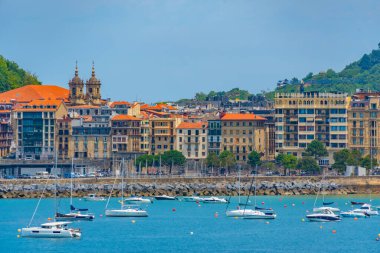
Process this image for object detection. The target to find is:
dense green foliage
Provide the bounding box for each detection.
[274,43,380,95]
[296,157,321,174]
[0,55,40,92]
[219,150,236,168]
[206,152,220,168]
[305,140,328,158]
[248,150,261,167]
[332,149,378,173]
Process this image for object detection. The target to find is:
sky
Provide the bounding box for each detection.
[1,0,380,103]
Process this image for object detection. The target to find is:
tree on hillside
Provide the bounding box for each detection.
[248,150,261,167]
[297,157,321,175]
[219,150,236,173]
[305,140,328,158]
[161,150,186,174]
[195,92,207,101]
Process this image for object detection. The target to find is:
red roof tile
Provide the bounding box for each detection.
[0,85,69,103]
[111,114,141,121]
[177,122,207,129]
[221,113,266,121]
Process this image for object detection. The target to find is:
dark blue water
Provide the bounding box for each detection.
[1,196,380,253]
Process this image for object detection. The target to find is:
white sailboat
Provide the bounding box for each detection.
[20,160,81,238]
[105,159,148,217]
[55,158,94,221]
[123,196,153,204]
[84,193,106,202]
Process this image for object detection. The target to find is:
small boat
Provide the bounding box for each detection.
[340,210,368,218]
[351,201,365,205]
[243,210,276,219]
[323,201,334,206]
[182,196,204,202]
[55,205,95,221]
[154,195,177,201]
[352,204,379,216]
[21,221,81,238]
[105,206,148,217]
[84,194,106,202]
[313,206,340,213]
[202,197,228,204]
[123,197,152,204]
[306,209,341,222]
[254,206,275,215]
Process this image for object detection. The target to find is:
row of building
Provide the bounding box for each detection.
[0,65,379,167]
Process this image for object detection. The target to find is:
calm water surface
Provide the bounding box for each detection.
[1,196,380,253]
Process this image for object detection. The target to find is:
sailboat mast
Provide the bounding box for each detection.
[254,164,257,207]
[238,166,241,204]
[70,158,73,205]
[121,159,124,207]
[54,151,58,221]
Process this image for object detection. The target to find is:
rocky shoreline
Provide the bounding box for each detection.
[1,176,379,199]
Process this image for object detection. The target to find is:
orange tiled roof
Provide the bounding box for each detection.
[0,85,69,103]
[110,101,131,108]
[177,122,207,129]
[111,114,141,121]
[221,113,266,121]
[14,99,64,112]
[69,105,100,109]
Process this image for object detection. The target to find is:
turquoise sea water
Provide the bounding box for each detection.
[1,196,380,253]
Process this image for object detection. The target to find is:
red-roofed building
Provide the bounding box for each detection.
[220,113,267,162]
[111,114,143,158]
[176,122,208,160]
[14,99,68,160]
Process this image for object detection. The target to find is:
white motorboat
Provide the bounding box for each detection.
[154,195,177,200]
[21,222,81,238]
[202,197,228,204]
[84,194,106,202]
[340,210,368,218]
[313,206,340,213]
[306,209,341,222]
[105,206,148,217]
[123,197,152,204]
[243,210,277,219]
[182,196,204,202]
[353,204,379,216]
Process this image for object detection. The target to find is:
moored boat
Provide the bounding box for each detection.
[123,197,152,204]
[313,206,340,213]
[340,210,368,218]
[105,206,148,217]
[352,204,379,216]
[154,195,177,200]
[182,196,204,202]
[306,209,341,222]
[84,194,106,202]
[202,197,228,204]
[21,222,81,238]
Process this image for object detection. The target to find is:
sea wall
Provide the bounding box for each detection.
[1,176,380,198]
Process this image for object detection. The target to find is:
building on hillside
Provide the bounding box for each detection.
[220,113,267,162]
[274,91,349,165]
[207,119,221,155]
[71,116,111,159]
[140,117,150,153]
[176,122,208,160]
[111,114,142,159]
[150,117,182,155]
[348,92,380,162]
[68,63,104,106]
[56,116,72,160]
[251,109,276,160]
[14,99,68,160]
[0,103,13,157]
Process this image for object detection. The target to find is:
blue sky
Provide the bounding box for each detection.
[1,0,380,103]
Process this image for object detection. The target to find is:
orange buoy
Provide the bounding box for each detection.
[354,217,358,221]
[47,217,52,221]
[332,230,336,234]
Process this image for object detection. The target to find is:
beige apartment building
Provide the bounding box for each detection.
[348,91,380,161]
[220,113,267,162]
[149,117,182,155]
[176,122,208,159]
[274,91,350,165]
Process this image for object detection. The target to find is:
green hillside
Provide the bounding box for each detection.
[274,43,380,95]
[0,55,41,92]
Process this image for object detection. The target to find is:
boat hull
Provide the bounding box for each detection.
[21,227,81,238]
[124,198,152,204]
[340,212,367,218]
[55,213,95,221]
[105,209,148,217]
[306,214,341,222]
[154,196,176,201]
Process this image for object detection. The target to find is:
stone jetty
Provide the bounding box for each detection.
[1,176,380,199]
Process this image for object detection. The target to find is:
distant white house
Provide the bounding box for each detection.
[345,166,367,177]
